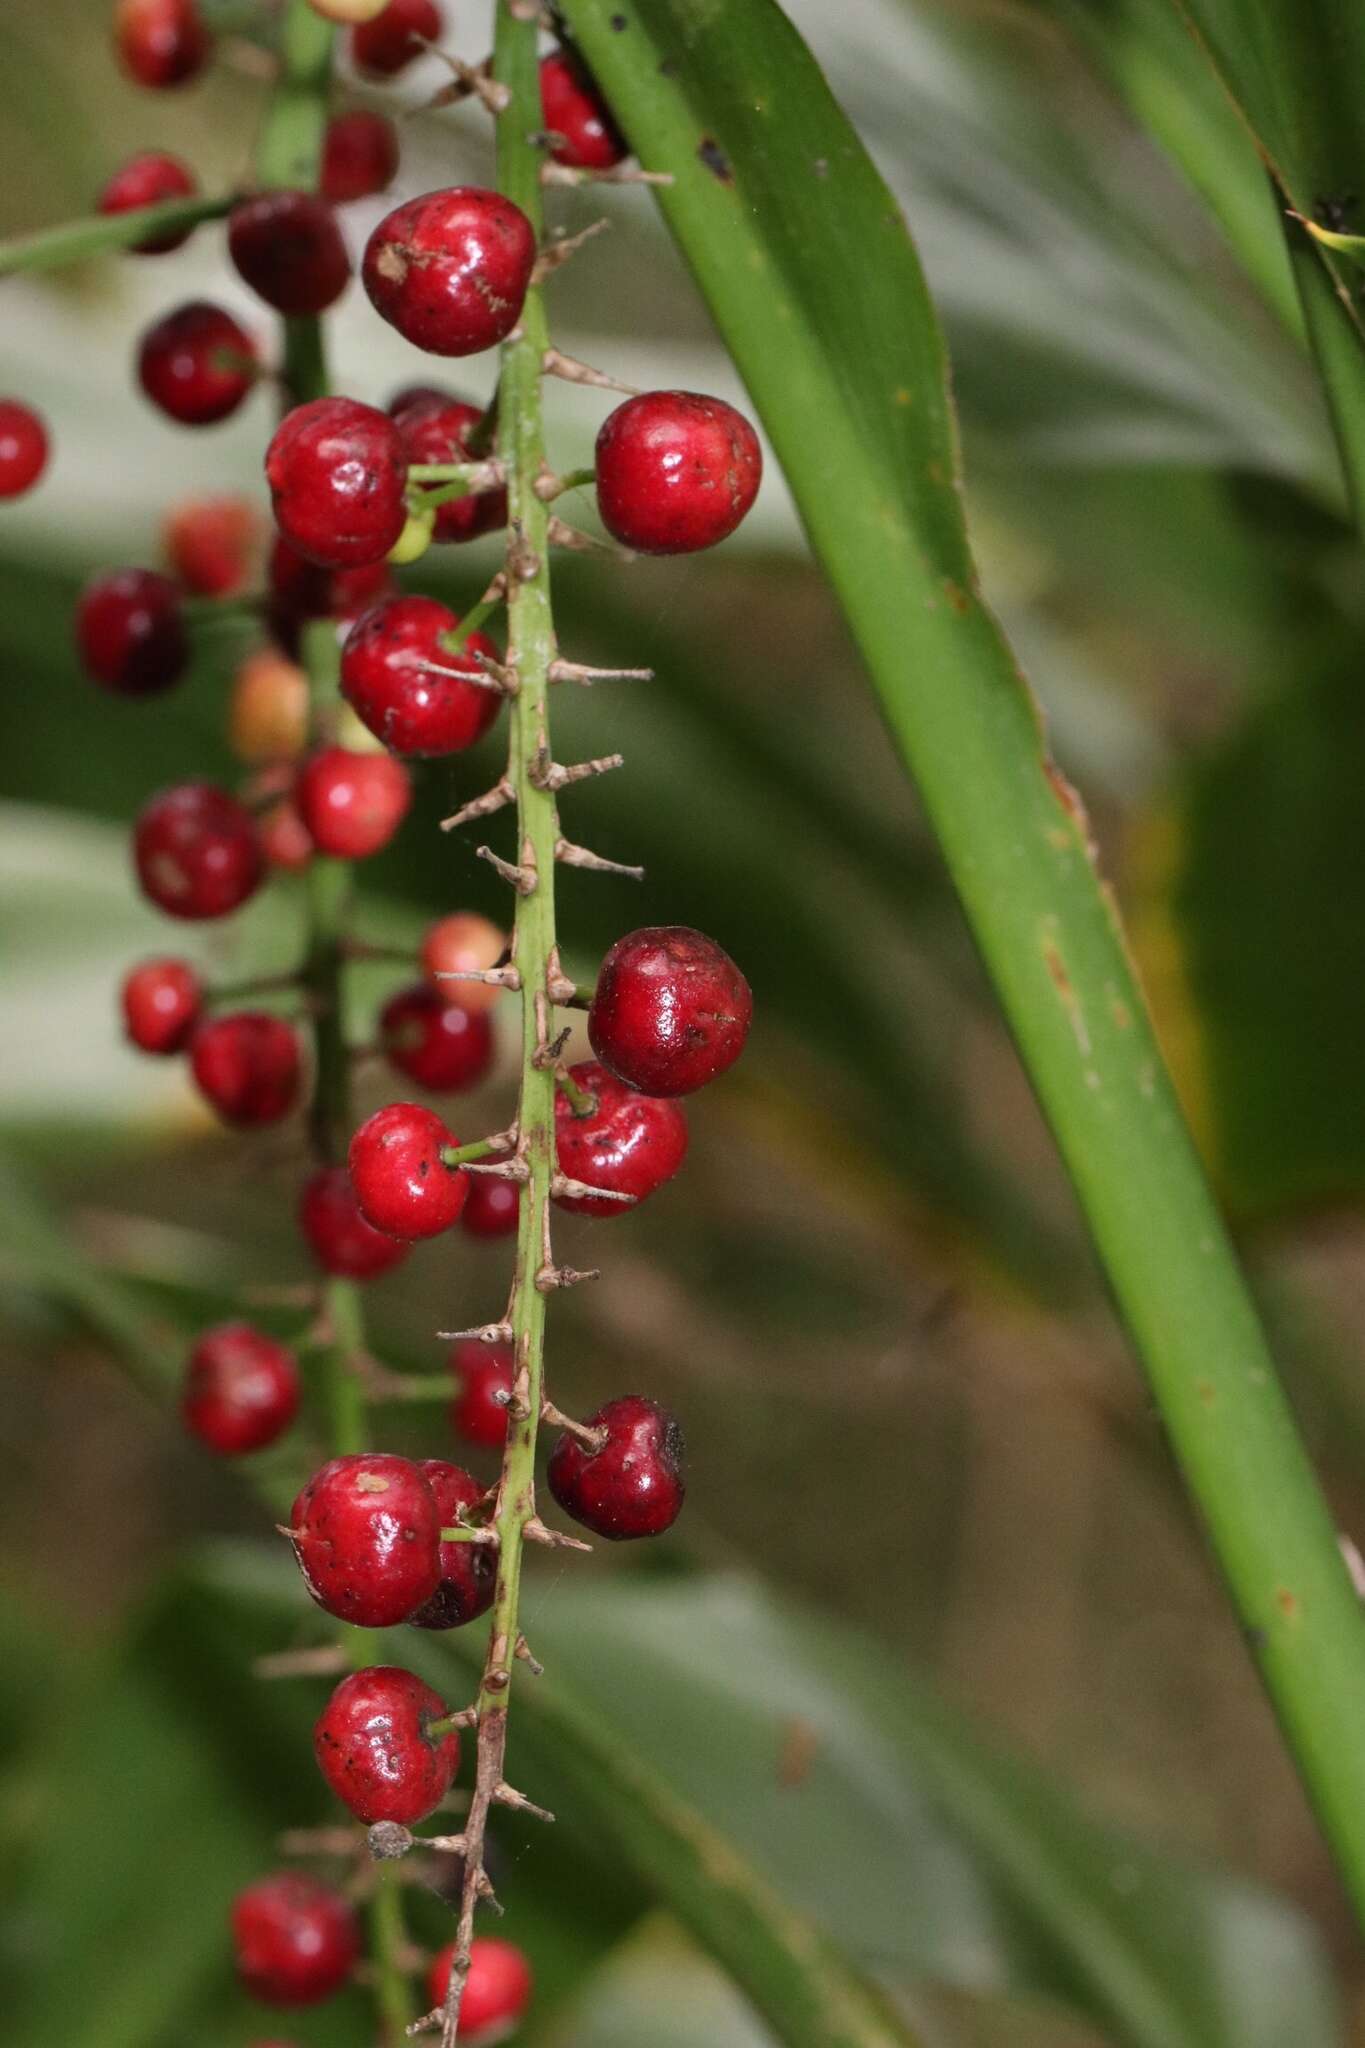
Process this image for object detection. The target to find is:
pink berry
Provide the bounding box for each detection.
[181,1321,299,1453]
[349,1101,468,1239]
[121,955,202,1053]
[408,1460,496,1629]
[540,50,626,170]
[340,595,501,755]
[0,400,48,500]
[595,392,761,554]
[350,0,442,77]
[229,191,352,317]
[548,1394,684,1540]
[231,1872,358,2006]
[322,109,400,203]
[314,1664,459,1824]
[76,568,188,696]
[258,797,315,871]
[189,1012,302,1127]
[459,1174,519,1240]
[295,745,411,859]
[380,983,495,1093]
[98,150,197,252]
[420,910,507,1016]
[448,1339,513,1448]
[266,533,392,654]
[266,396,409,568]
[298,1166,410,1279]
[114,0,212,88]
[388,388,506,542]
[138,300,258,426]
[165,494,259,597]
[362,189,535,358]
[589,925,751,1095]
[133,780,264,919]
[553,1061,688,1215]
[290,1453,442,1626]
[427,1936,533,2037]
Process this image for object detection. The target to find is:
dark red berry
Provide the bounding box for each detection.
[229,191,352,317]
[349,1101,468,1239]
[266,397,409,568]
[340,596,501,756]
[258,797,315,870]
[121,955,202,1053]
[388,389,506,543]
[589,925,752,1095]
[553,1061,687,1216]
[133,780,264,919]
[182,1321,299,1453]
[322,109,400,203]
[138,300,257,426]
[540,50,626,170]
[448,1339,513,1447]
[231,1872,358,2006]
[165,494,259,596]
[114,0,212,88]
[290,1453,441,1626]
[0,400,48,500]
[295,745,411,859]
[267,532,392,654]
[595,392,762,555]
[299,1166,410,1280]
[427,1937,533,2037]
[314,1665,459,1823]
[380,983,495,1093]
[408,1461,495,1629]
[459,1174,519,1240]
[190,1012,302,1127]
[548,1394,685,1539]
[98,150,197,252]
[76,568,188,696]
[351,0,442,77]
[362,189,535,358]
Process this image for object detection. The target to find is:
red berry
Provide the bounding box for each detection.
[388,389,506,543]
[295,745,411,859]
[258,797,316,871]
[322,109,400,203]
[231,1872,358,2006]
[181,1321,300,1453]
[595,392,762,555]
[121,955,202,1053]
[266,396,408,568]
[165,494,259,596]
[314,1664,459,1823]
[229,191,352,317]
[114,0,212,88]
[553,1061,687,1216]
[362,189,535,358]
[189,1012,302,1127]
[380,983,495,1093]
[427,1936,533,2036]
[547,1394,685,1539]
[138,300,258,426]
[0,400,48,500]
[448,1340,513,1447]
[340,596,501,755]
[420,910,507,1016]
[299,1166,410,1279]
[76,568,188,696]
[266,532,392,654]
[350,0,442,77]
[408,1460,496,1629]
[459,1174,519,1240]
[540,51,626,170]
[589,925,751,1095]
[133,780,264,919]
[349,1101,468,1238]
[98,150,197,252]
[290,1453,441,1626]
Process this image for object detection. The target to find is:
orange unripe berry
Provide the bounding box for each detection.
[307,0,389,21]
[420,912,507,1017]
[229,649,309,765]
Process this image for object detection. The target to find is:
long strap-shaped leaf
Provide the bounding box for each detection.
[559,0,1365,1922]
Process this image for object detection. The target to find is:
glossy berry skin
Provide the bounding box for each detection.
[381,983,495,1093]
[229,648,309,762]
[0,400,48,499]
[296,746,411,859]
[266,397,409,568]
[138,300,257,426]
[389,389,506,543]
[267,534,392,655]
[428,1936,533,2036]
[298,1166,410,1280]
[322,109,400,202]
[589,925,752,1096]
[448,1340,513,1447]
[341,596,500,756]
[314,1665,459,1823]
[421,911,507,1017]
[540,51,626,170]
[98,150,197,252]
[459,1174,519,1240]
[596,392,762,555]
[348,1101,468,1239]
[258,798,315,871]
[548,1394,685,1540]
[182,1321,300,1454]
[362,189,536,358]
[114,0,212,88]
[229,192,352,316]
[290,1453,442,1626]
[231,1873,359,2006]
[76,568,188,696]
[190,1012,302,1127]
[553,1061,688,1217]
[409,1460,495,1629]
[121,955,202,1054]
[133,781,264,919]
[165,495,258,596]
[350,0,442,76]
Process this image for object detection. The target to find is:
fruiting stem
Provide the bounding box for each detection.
[0,196,235,278]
